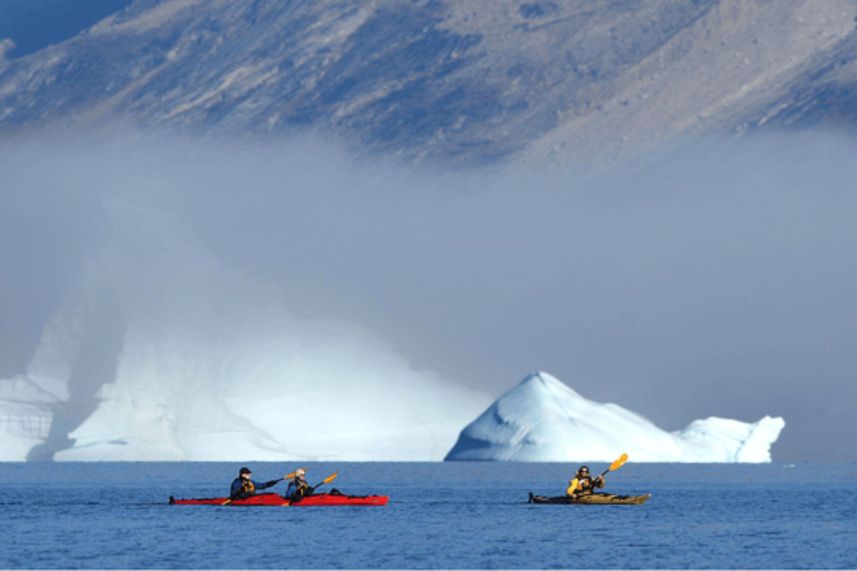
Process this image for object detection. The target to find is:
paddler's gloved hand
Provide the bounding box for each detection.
[306,486,315,495]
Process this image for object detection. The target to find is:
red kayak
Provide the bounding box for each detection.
[169,492,388,507]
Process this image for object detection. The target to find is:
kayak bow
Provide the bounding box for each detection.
[169,492,389,507]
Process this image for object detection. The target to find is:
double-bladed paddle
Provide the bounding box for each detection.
[567,453,628,496]
[599,452,629,478]
[287,472,338,503]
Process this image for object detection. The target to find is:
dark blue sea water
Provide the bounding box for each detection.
[0,462,855,569]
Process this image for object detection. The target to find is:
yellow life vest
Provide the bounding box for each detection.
[567,476,596,496]
[566,478,580,496]
[240,479,256,496]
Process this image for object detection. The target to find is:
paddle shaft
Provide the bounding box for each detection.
[286,473,337,503]
[311,473,337,490]
[225,476,287,504]
[566,454,627,498]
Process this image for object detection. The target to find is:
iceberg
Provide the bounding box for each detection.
[445,372,785,462]
[1,200,491,461]
[0,375,64,461]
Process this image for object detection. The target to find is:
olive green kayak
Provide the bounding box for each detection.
[528,492,651,505]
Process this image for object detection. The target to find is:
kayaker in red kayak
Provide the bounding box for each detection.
[285,468,313,500]
[566,465,605,498]
[229,467,285,500]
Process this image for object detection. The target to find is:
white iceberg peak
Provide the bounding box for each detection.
[445,371,784,463]
[520,371,581,396]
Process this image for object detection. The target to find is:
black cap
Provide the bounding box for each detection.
[239,466,252,475]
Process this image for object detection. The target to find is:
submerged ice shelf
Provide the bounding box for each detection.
[445,372,785,463]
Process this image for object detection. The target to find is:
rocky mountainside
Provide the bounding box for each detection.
[2,0,857,164]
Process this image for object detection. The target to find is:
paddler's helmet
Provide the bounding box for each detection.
[295,468,306,477]
[239,466,252,476]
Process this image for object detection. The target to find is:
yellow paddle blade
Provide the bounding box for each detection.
[609,453,629,472]
[322,472,338,485]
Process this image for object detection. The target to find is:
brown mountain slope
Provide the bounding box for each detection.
[1,0,857,164]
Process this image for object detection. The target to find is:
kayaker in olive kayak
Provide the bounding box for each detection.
[229,467,285,500]
[566,465,605,497]
[285,468,313,500]
[528,454,650,505]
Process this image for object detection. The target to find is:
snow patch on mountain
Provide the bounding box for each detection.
[445,372,784,462]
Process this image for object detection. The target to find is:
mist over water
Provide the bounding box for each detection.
[2,129,856,461]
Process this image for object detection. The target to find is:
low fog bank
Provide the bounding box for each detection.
[2,129,855,461]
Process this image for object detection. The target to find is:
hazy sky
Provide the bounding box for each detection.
[1,129,855,461]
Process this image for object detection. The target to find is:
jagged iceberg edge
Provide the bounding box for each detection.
[445,371,785,463]
[0,200,492,461]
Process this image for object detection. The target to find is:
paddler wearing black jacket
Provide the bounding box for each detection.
[285,468,313,500]
[229,467,284,500]
[566,465,605,497]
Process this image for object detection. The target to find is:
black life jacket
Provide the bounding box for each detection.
[577,476,595,492]
[291,477,310,498]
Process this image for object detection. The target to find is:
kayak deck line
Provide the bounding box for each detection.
[528,492,652,505]
[169,492,389,507]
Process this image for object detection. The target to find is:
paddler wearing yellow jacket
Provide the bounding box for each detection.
[566,465,605,497]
